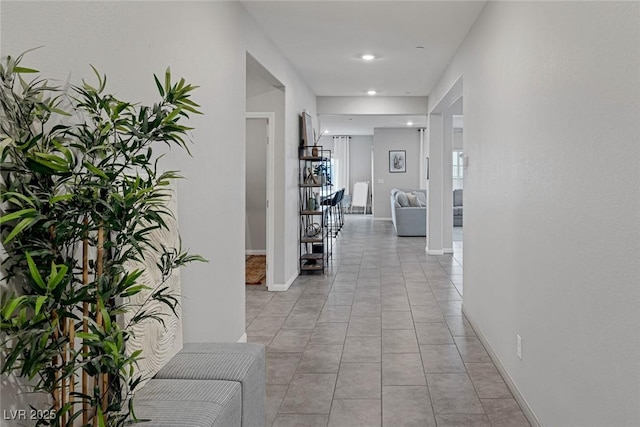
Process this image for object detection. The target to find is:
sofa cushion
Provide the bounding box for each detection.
[414,191,427,206]
[396,191,409,207]
[134,379,242,426]
[406,193,420,207]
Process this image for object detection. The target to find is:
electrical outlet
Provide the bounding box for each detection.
[516,334,522,360]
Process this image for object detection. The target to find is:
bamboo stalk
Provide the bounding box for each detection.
[48,225,62,418]
[92,377,99,427]
[102,371,109,415]
[91,376,100,427]
[52,310,60,413]
[61,316,67,427]
[68,316,75,425]
[82,217,89,426]
[95,223,108,420]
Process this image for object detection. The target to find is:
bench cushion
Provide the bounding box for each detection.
[155,343,265,427]
[134,379,241,427]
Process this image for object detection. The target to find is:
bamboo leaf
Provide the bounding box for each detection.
[164,67,171,94]
[97,406,106,427]
[98,298,111,332]
[2,296,27,320]
[34,295,47,316]
[47,262,68,291]
[104,340,117,355]
[3,216,38,244]
[89,64,106,93]
[52,139,74,164]
[25,252,46,290]
[13,66,39,73]
[154,74,165,97]
[83,161,109,179]
[0,208,37,224]
[49,194,74,204]
[163,107,183,124]
[1,192,36,208]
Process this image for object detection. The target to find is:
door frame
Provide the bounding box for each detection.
[246,112,275,288]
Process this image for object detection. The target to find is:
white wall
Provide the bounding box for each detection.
[246,59,286,256]
[349,136,374,196]
[2,0,248,346]
[453,129,463,151]
[428,2,640,426]
[240,8,318,290]
[1,0,316,343]
[245,118,268,252]
[372,128,421,218]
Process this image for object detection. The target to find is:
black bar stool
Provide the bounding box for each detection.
[321,189,344,236]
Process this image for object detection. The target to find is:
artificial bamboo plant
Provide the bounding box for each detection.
[0,51,205,426]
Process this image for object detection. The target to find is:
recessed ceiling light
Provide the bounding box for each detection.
[323,130,329,134]
[361,54,375,61]
[367,90,377,95]
[407,121,413,126]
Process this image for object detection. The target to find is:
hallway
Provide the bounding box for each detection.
[246,216,530,427]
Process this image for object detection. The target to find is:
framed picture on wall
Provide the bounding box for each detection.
[389,150,406,173]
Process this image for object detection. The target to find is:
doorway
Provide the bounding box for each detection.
[245,114,275,288]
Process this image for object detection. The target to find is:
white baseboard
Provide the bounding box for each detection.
[237,333,247,343]
[268,272,298,292]
[245,250,266,255]
[443,247,454,254]
[461,304,541,427]
[374,217,392,221]
[426,246,444,255]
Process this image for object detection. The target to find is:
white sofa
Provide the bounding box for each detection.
[390,188,427,236]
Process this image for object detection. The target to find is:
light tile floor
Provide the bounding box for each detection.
[246,216,530,427]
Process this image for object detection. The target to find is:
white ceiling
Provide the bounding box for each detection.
[317,114,463,136]
[241,1,486,96]
[320,114,427,136]
[242,1,480,135]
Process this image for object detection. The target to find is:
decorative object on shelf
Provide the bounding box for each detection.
[303,166,314,184]
[301,111,314,156]
[389,150,407,173]
[305,223,321,237]
[0,52,205,426]
[308,196,317,210]
[314,163,332,186]
[311,128,325,157]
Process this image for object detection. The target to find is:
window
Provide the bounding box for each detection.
[453,151,464,189]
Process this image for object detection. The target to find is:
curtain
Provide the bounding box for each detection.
[419,128,426,188]
[333,136,350,195]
